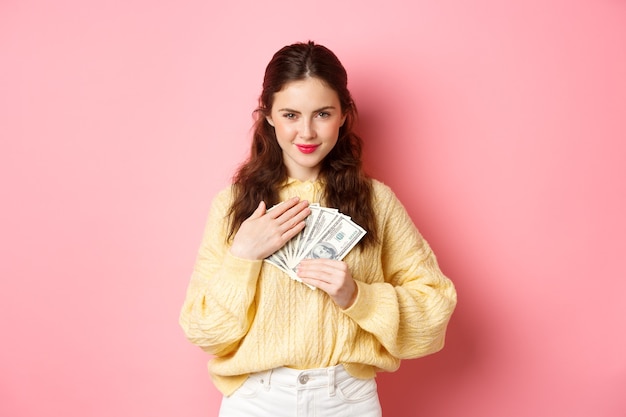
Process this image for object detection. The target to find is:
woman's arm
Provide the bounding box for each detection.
[179,189,262,356]
[342,184,457,359]
[179,189,311,356]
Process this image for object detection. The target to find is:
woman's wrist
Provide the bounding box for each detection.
[229,246,260,261]
[342,282,359,309]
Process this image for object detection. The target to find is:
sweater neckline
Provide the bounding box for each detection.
[285,177,321,186]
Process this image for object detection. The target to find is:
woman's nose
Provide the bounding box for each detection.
[298,119,316,140]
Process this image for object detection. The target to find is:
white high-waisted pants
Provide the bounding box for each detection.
[218,365,382,417]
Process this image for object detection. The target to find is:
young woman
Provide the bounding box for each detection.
[179,41,457,417]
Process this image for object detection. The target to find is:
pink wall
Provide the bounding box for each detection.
[2,0,625,416]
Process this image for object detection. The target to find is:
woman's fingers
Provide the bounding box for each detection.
[230,198,310,260]
[251,200,267,218]
[272,198,310,235]
[297,259,356,309]
[262,197,310,243]
[267,197,303,219]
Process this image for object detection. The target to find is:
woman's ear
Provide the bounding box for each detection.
[266,116,275,127]
[340,114,347,127]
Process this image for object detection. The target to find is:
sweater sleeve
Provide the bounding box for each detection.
[342,184,457,359]
[179,188,262,356]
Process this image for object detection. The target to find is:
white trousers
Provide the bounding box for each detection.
[218,365,382,417]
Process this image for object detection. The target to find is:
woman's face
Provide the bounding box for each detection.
[266,77,346,182]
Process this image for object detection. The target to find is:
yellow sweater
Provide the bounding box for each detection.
[179,178,457,396]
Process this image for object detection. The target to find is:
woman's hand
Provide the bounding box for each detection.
[229,197,310,261]
[296,259,358,309]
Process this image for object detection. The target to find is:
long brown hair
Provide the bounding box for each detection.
[227,41,377,246]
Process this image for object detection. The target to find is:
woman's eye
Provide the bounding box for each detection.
[282,113,296,119]
[317,112,330,118]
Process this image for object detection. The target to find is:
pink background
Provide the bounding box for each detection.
[2,0,625,416]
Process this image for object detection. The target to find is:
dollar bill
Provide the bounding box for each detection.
[293,214,365,264]
[263,203,366,289]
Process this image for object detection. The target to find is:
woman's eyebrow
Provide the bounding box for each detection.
[276,106,337,113]
[313,106,337,112]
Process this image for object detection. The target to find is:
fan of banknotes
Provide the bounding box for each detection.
[265,203,366,289]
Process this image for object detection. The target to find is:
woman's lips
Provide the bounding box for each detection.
[296,144,319,154]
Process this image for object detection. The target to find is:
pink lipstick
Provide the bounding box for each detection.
[296,144,319,154]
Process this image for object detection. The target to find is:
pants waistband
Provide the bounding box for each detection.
[248,365,351,394]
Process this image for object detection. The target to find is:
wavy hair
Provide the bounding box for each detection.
[227,41,377,247]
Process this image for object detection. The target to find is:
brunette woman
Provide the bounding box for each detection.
[180,41,457,417]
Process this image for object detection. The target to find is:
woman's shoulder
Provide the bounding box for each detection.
[215,183,236,199]
[209,184,236,211]
[369,179,417,234]
[370,179,412,220]
[370,178,399,202]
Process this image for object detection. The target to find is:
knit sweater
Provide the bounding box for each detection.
[179,178,457,396]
